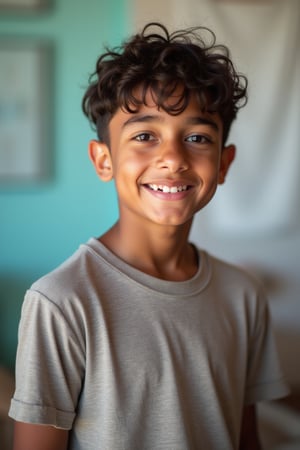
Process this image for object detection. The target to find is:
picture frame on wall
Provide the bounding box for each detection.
[0,39,53,182]
[0,0,51,11]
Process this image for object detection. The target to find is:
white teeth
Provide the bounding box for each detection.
[148,184,188,193]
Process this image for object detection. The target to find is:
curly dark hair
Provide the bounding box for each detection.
[82,22,247,145]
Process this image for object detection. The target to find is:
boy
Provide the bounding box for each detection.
[9,23,289,449]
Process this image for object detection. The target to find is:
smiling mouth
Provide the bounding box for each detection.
[147,184,190,193]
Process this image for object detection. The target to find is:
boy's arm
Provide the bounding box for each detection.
[239,405,262,450]
[13,421,69,450]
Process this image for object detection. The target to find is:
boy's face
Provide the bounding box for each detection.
[89,87,235,229]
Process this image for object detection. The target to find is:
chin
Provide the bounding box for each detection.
[152,215,192,227]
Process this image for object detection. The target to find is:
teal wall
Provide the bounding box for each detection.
[0,0,127,368]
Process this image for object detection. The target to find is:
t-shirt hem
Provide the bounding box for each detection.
[245,378,290,405]
[8,398,75,430]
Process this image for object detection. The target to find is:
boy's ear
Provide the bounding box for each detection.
[88,140,113,182]
[218,144,236,184]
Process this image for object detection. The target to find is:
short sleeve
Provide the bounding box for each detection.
[244,291,289,404]
[9,290,85,429]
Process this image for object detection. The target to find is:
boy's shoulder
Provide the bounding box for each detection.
[30,238,100,299]
[31,239,263,294]
[28,239,265,317]
[204,249,262,286]
[203,249,267,309]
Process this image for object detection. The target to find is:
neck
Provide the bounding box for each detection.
[99,218,198,281]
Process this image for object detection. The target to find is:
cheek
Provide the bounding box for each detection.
[195,154,220,178]
[114,152,150,176]
[112,160,147,194]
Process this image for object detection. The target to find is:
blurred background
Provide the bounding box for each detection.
[0,0,299,448]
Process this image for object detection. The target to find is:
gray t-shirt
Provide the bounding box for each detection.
[9,238,289,449]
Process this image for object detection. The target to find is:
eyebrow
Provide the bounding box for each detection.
[122,114,219,131]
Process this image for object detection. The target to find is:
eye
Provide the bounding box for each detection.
[185,134,211,144]
[134,133,155,142]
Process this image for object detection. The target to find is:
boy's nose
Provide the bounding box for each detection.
[157,141,189,172]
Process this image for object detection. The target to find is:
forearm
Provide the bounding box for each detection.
[13,421,69,450]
